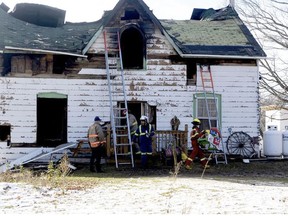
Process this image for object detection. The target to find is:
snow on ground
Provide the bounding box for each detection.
[1,177,288,215]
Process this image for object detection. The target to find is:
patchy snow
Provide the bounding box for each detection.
[1,177,288,215]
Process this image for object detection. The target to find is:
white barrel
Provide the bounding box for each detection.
[263,129,282,157]
[283,130,288,157]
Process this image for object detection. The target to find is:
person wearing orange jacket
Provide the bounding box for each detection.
[185,118,209,169]
[88,116,106,173]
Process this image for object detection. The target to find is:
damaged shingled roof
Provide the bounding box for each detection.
[160,6,266,57]
[0,5,101,55]
[0,3,266,58]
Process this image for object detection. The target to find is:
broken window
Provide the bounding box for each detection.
[120,27,145,69]
[53,55,67,74]
[0,125,10,142]
[121,9,140,20]
[186,61,197,85]
[7,54,74,75]
[194,93,221,130]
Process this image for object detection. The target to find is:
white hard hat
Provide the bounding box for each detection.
[140,115,148,121]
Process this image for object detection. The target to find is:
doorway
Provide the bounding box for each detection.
[119,102,157,129]
[37,93,67,147]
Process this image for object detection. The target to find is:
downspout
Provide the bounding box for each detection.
[257,59,261,157]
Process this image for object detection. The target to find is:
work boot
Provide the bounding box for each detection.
[181,152,188,162]
[97,169,105,173]
[185,164,192,170]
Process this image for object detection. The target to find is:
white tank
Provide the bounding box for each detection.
[282,129,288,157]
[263,126,282,157]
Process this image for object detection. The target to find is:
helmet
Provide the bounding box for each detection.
[140,115,148,121]
[192,118,201,125]
[94,116,102,121]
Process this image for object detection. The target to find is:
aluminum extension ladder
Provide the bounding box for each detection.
[103,30,134,168]
[199,64,227,164]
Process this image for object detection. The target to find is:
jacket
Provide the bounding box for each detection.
[133,123,155,145]
[88,121,106,148]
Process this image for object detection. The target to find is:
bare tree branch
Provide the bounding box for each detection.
[238,0,288,105]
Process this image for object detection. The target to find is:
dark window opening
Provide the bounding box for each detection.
[53,55,67,74]
[1,54,12,76]
[121,27,145,69]
[121,9,140,20]
[148,105,156,128]
[187,62,197,85]
[0,125,10,141]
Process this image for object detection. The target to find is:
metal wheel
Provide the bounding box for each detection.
[226,132,255,158]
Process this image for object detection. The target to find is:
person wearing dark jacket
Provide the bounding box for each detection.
[133,115,155,168]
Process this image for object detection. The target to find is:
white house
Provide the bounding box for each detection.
[0,0,266,166]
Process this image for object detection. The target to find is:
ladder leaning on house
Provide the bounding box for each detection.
[199,64,227,164]
[103,30,134,168]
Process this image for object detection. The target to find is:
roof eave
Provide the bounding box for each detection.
[82,26,103,55]
[4,46,87,58]
[180,53,267,60]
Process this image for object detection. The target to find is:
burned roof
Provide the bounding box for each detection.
[160,6,266,57]
[0,1,266,58]
[10,3,66,27]
[0,7,101,55]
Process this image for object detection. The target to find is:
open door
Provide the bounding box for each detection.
[119,101,156,129]
[37,92,67,147]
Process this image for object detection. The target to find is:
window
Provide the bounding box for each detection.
[0,125,10,142]
[121,9,140,20]
[120,27,145,69]
[193,93,221,130]
[186,62,197,85]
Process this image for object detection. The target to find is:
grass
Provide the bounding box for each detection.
[1,155,288,191]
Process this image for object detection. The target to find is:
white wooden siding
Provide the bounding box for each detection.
[0,65,259,150]
[207,65,259,141]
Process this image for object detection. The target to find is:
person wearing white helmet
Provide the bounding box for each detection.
[133,115,155,168]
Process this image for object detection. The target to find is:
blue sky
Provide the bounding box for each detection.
[4,0,229,22]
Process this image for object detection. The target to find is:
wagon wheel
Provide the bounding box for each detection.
[226,132,255,158]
